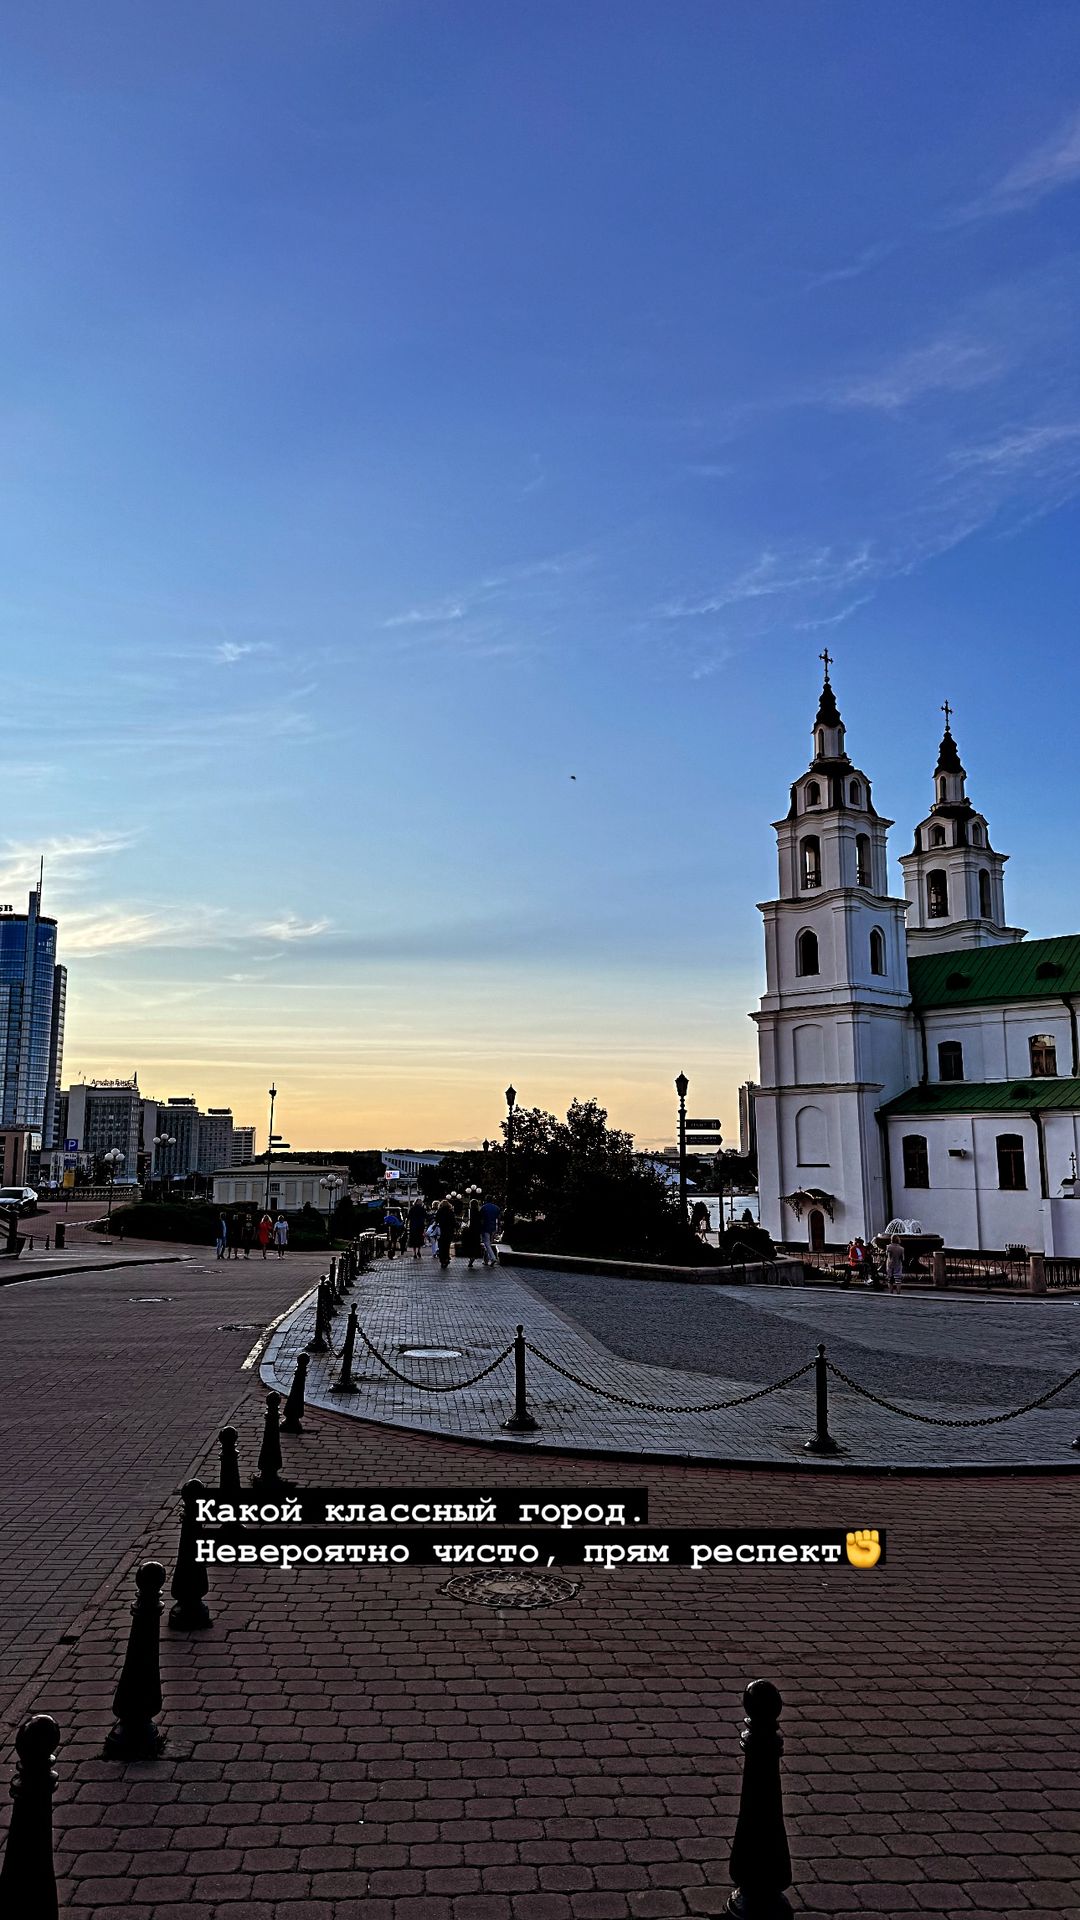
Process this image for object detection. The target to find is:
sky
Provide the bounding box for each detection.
[3,2,1080,1152]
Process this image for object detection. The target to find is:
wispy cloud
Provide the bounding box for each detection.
[954,107,1080,223]
[213,640,271,665]
[382,598,467,629]
[795,596,875,632]
[257,913,333,942]
[659,545,875,619]
[947,422,1080,473]
[0,831,137,896]
[802,240,897,292]
[831,335,1004,412]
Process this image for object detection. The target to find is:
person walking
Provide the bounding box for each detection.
[461,1194,483,1271]
[273,1213,289,1258]
[228,1210,243,1259]
[435,1195,457,1271]
[479,1195,501,1269]
[257,1212,273,1260]
[241,1213,256,1259]
[215,1213,228,1261]
[384,1205,404,1258]
[885,1235,905,1294]
[406,1197,427,1261]
[424,1211,440,1259]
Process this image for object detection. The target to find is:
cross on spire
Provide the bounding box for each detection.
[941,698,953,733]
[819,648,833,681]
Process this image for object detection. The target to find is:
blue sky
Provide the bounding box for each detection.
[3,2,1080,1148]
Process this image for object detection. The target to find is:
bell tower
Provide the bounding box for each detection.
[753,657,915,1249]
[900,705,1025,956]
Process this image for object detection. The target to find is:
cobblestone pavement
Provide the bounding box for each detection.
[0,1247,328,1712]
[6,1383,1079,1920]
[260,1255,1080,1468]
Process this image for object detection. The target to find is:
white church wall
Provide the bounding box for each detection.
[971,1117,1044,1250]
[921,1004,1073,1084]
[1045,1199,1080,1257]
[887,1117,981,1248]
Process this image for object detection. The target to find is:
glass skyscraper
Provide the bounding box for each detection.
[0,888,67,1145]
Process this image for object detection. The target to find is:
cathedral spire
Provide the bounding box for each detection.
[934,700,965,780]
[811,650,847,764]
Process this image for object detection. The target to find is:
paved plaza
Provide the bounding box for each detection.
[261,1255,1080,1469]
[1,1248,1079,1917]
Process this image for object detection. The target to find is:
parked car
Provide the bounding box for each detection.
[0,1186,39,1216]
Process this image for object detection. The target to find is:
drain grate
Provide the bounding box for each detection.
[441,1569,581,1611]
[129,1295,173,1303]
[217,1323,261,1333]
[400,1344,464,1360]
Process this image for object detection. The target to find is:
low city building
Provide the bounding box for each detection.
[382,1149,443,1181]
[212,1163,352,1212]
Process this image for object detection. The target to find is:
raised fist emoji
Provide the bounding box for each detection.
[845,1528,882,1569]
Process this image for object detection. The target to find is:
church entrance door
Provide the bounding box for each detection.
[808,1209,825,1252]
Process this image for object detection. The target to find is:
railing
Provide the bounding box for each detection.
[1046,1256,1080,1290]
[944,1251,1030,1289]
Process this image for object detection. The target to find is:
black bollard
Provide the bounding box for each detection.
[169,1481,212,1632]
[281,1353,309,1433]
[0,1713,60,1919]
[803,1344,839,1455]
[251,1390,293,1492]
[724,1680,794,1919]
[306,1282,330,1354]
[103,1563,167,1759]
[501,1325,538,1433]
[218,1426,242,1498]
[329,1257,338,1301]
[331,1303,359,1393]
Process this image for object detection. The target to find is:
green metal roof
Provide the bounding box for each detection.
[908,934,1080,1010]
[882,1078,1080,1117]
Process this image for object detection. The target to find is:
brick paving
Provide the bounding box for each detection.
[2,1251,1079,1918]
[261,1255,1080,1468]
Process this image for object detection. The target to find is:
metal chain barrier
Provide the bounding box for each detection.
[825,1356,1080,1427]
[524,1342,815,1414]
[355,1325,516,1392]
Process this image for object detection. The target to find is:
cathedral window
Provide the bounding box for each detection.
[1029,1035,1058,1078]
[901,1135,929,1189]
[805,781,821,806]
[937,777,947,801]
[929,824,946,848]
[849,780,861,806]
[816,730,825,757]
[856,834,871,887]
[796,929,819,976]
[971,824,983,845]
[938,1040,964,1082]
[979,869,992,918]
[869,928,886,975]
[800,837,821,889]
[927,870,949,918]
[996,1133,1026,1191]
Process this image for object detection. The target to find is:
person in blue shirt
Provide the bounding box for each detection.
[479,1196,501,1269]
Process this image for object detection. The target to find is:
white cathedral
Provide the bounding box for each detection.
[752,657,1080,1258]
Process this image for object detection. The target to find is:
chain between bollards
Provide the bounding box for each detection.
[0,1713,61,1919]
[502,1324,538,1432]
[103,1563,167,1759]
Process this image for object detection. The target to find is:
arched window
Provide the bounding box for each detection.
[796,929,819,976]
[929,824,946,848]
[1029,1034,1058,1078]
[979,869,992,918]
[795,1105,828,1166]
[805,780,821,806]
[938,1040,964,1082]
[927,870,949,918]
[816,730,825,757]
[901,1135,929,1189]
[849,780,861,806]
[869,928,886,976]
[856,834,871,887]
[800,836,821,889]
[996,1133,1026,1191]
[971,824,983,846]
[937,776,947,801]
[793,1023,825,1085]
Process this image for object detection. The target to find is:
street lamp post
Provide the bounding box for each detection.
[104,1147,125,1234]
[675,1073,689,1224]
[153,1133,176,1203]
[320,1173,343,1243]
[504,1085,517,1229]
[264,1084,277,1215]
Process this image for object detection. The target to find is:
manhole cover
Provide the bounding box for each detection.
[217,1323,261,1333]
[441,1570,581,1611]
[400,1345,464,1360]
[129,1296,173,1303]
